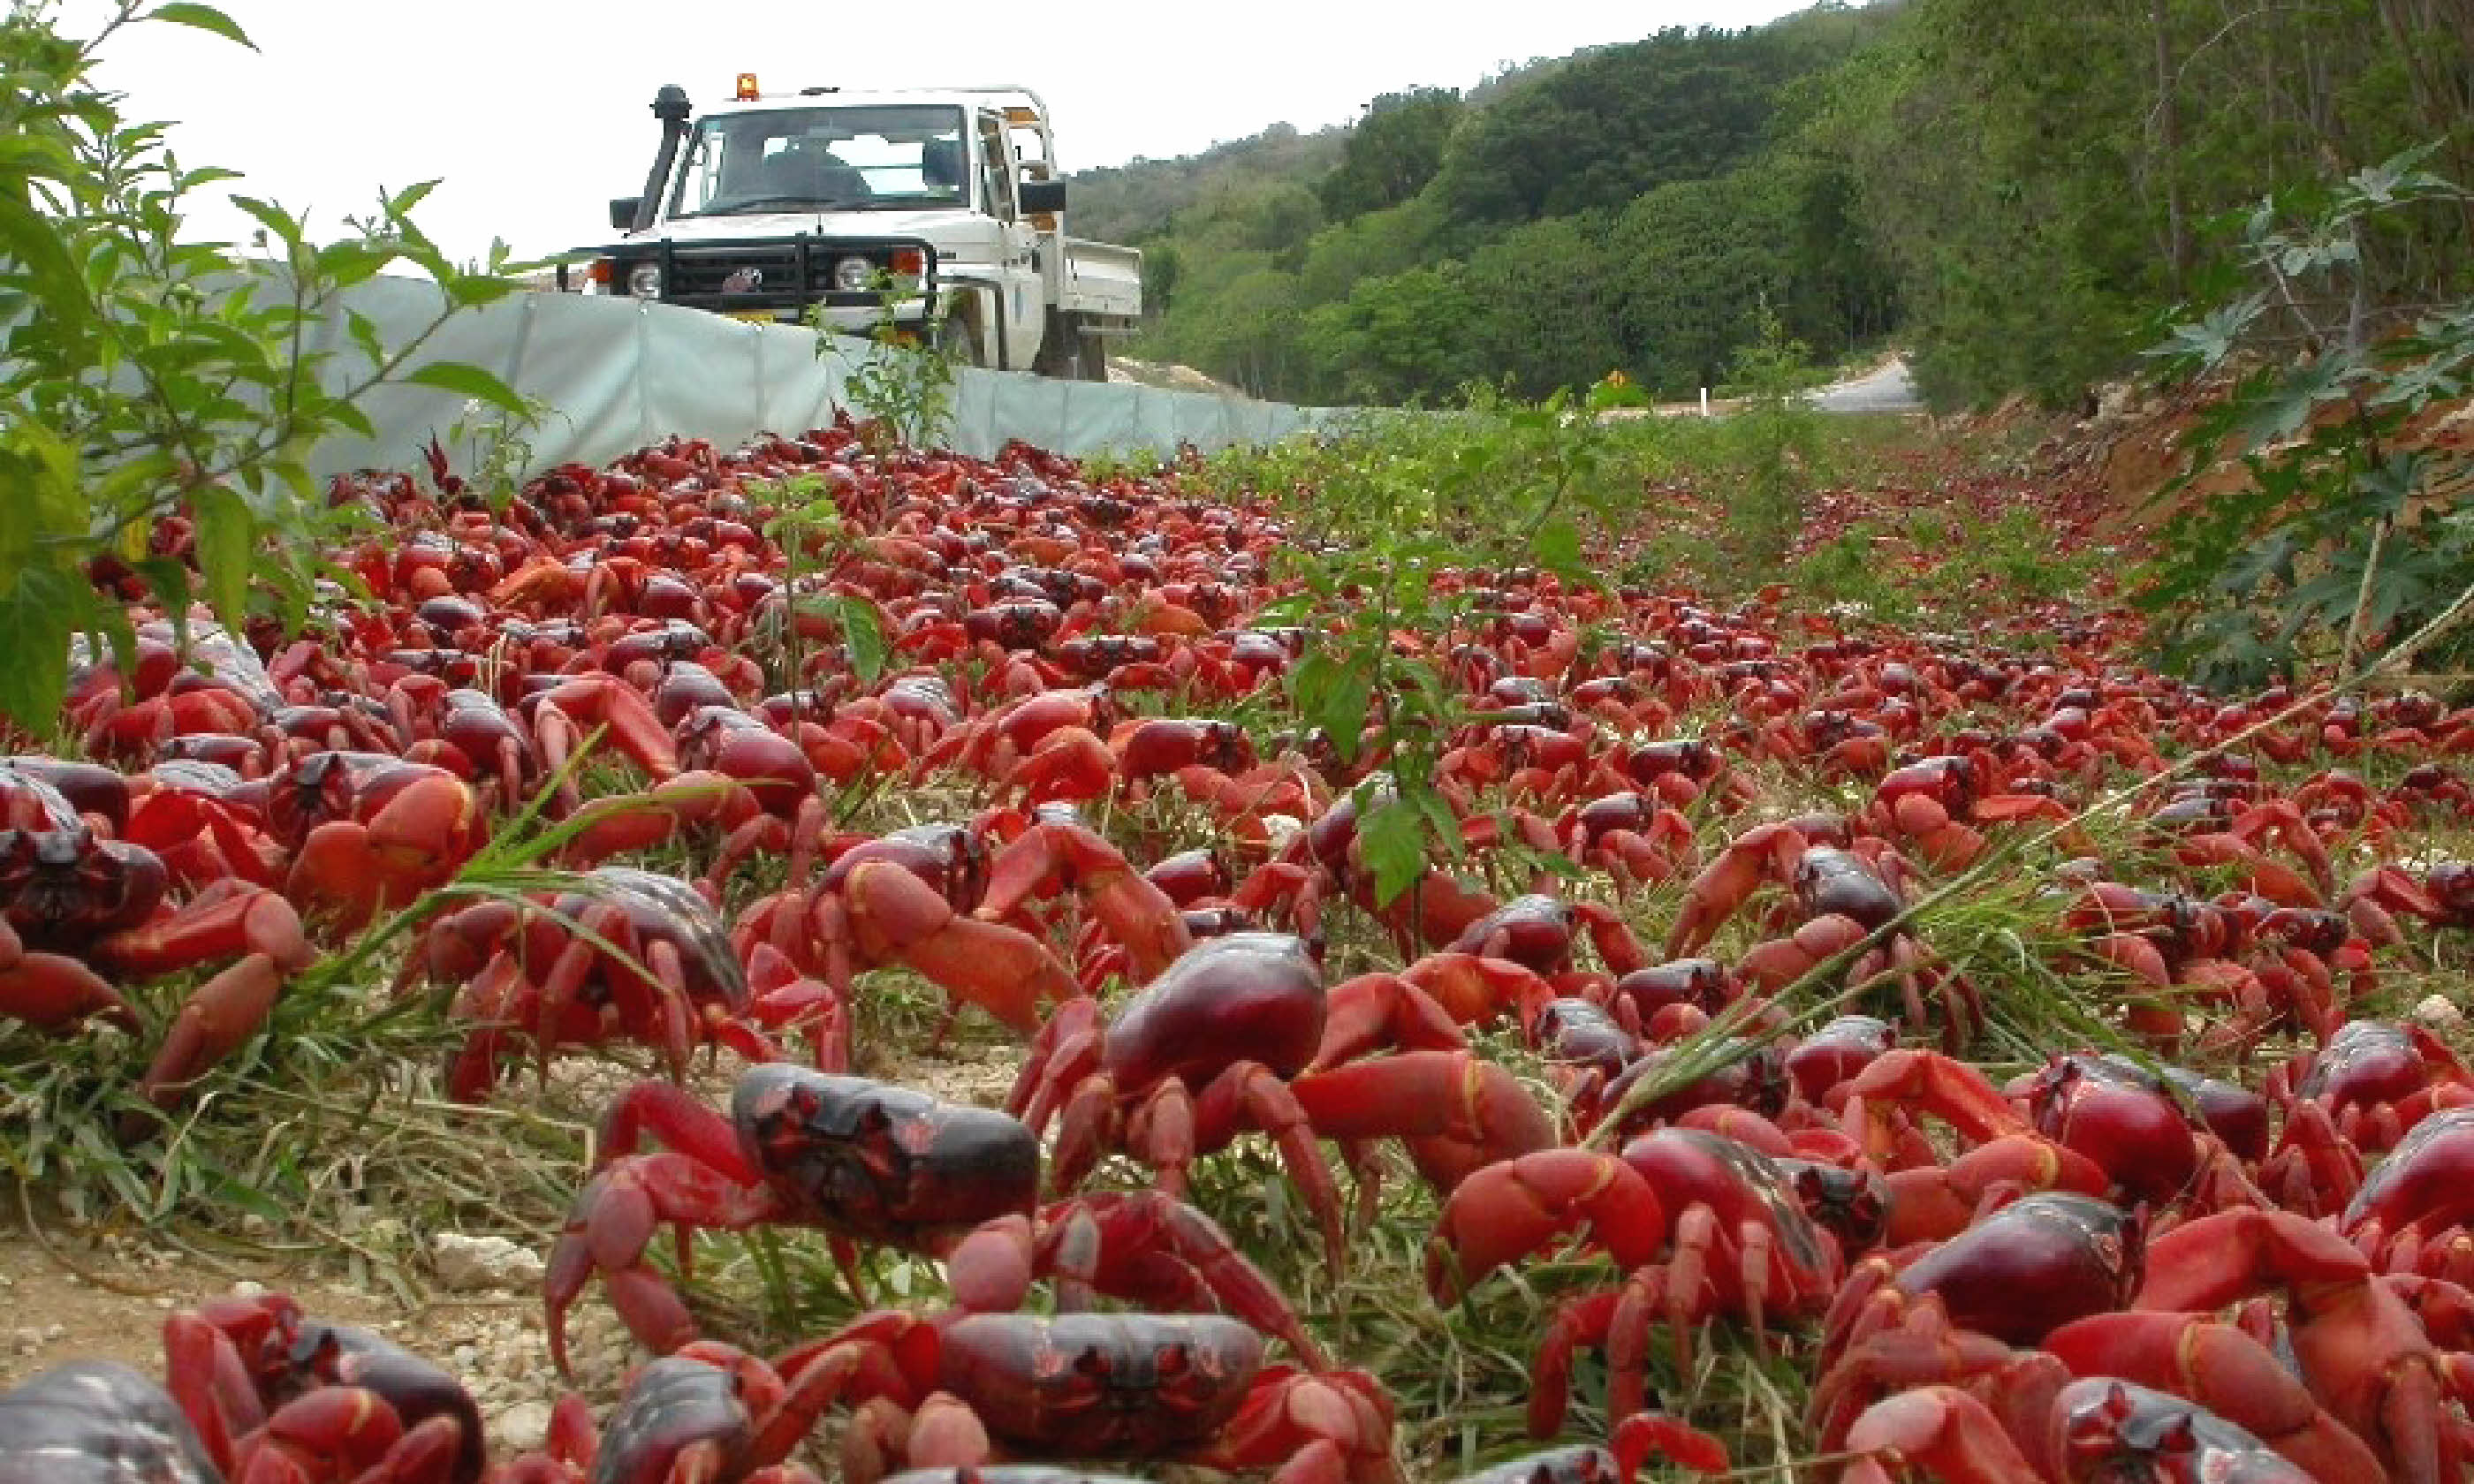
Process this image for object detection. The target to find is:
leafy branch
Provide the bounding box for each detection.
[0,1,556,730]
[2136,144,2474,690]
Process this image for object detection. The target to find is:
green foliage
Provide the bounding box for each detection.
[2139,148,2474,688]
[1202,381,1643,903]
[817,278,960,451]
[1715,306,1829,566]
[1317,89,1464,224]
[1297,265,1484,405]
[1064,120,1346,248]
[1965,506,2100,605]
[1123,9,1896,407]
[0,0,542,731]
[1426,26,1815,223]
[434,391,559,513]
[1810,0,2474,410]
[1787,526,1917,626]
[750,471,885,710]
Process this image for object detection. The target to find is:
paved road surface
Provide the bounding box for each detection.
[1810,356,1923,413]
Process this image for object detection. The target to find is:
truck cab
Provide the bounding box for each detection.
[584,80,1141,381]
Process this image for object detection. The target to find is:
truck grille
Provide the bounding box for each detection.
[605,235,939,314]
[668,245,812,297]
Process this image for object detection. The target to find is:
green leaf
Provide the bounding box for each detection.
[1358,796,1430,909]
[0,193,93,329]
[823,595,888,687]
[0,564,80,731]
[315,238,398,288]
[191,483,255,632]
[1411,784,1464,861]
[87,604,140,703]
[386,179,441,217]
[229,194,303,250]
[402,360,527,415]
[1533,515,1583,581]
[1309,655,1373,766]
[132,557,196,631]
[2232,356,2354,452]
[145,3,255,47]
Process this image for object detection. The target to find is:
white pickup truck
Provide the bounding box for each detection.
[581,80,1142,381]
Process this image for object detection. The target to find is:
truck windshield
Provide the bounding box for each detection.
[670,105,971,216]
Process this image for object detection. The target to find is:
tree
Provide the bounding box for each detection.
[1809,0,2474,407]
[1605,170,1801,396]
[1426,24,1856,223]
[1313,266,1485,405]
[1457,216,1626,398]
[1317,88,1466,223]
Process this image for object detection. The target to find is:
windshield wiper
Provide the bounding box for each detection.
[696,194,868,216]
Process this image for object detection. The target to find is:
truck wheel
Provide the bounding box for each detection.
[1033,319,1079,380]
[936,314,977,366]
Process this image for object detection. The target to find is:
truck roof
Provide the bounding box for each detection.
[710,85,1052,120]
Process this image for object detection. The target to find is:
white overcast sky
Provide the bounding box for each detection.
[71,0,1818,265]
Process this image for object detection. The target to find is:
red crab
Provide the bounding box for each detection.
[1864,754,2072,872]
[1430,1130,1878,1435]
[256,750,484,932]
[734,836,1078,1038]
[2136,1207,2474,1484]
[544,1066,1043,1372]
[1007,933,1553,1273]
[164,1291,482,1484]
[972,819,1195,988]
[2271,1018,2474,1152]
[404,867,813,1101]
[2345,1105,2474,1282]
[732,1310,1398,1484]
[1833,1378,2314,1483]
[0,825,314,1130]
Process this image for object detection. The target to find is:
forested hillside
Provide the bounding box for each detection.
[1077,0,2473,410]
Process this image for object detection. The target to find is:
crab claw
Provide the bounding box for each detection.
[838,859,1077,1034]
[1397,952,1558,1031]
[1838,1385,2042,1483]
[96,883,313,979]
[0,918,140,1034]
[1425,1149,1665,1304]
[976,821,1193,983]
[1292,1049,1557,1193]
[543,1153,783,1375]
[285,772,480,932]
[2138,1208,2371,1312]
[2140,1207,2473,1484]
[1612,1409,1733,1476]
[1666,821,1810,958]
[532,671,681,784]
[2043,1311,2386,1482]
[125,954,285,1125]
[1310,971,1469,1070]
[1840,1049,2030,1161]
[1882,1134,2111,1246]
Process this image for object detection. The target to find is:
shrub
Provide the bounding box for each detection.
[0,1,538,729]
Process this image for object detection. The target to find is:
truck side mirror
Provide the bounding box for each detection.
[1018,179,1066,215]
[608,197,642,231]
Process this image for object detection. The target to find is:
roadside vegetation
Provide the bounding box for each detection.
[1084,0,2470,418]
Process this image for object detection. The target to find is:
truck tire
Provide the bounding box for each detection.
[1075,329,1109,383]
[1032,314,1076,380]
[935,314,978,366]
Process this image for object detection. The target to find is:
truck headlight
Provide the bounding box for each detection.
[832,255,875,292]
[626,263,664,298]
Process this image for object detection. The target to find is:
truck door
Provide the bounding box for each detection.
[978,111,1044,370]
